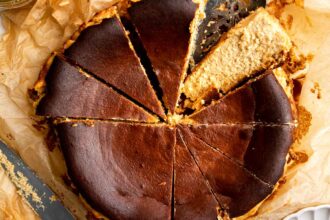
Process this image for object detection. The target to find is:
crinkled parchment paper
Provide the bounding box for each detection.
[0,0,329,219]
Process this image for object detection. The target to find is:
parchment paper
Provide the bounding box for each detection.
[0,0,329,219]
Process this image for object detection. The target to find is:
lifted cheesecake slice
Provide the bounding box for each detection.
[64,16,165,118]
[37,57,158,122]
[182,8,292,104]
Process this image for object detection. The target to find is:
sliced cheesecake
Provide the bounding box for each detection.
[37,57,158,122]
[128,0,204,114]
[186,71,294,124]
[64,16,165,118]
[182,8,292,105]
[178,127,274,218]
[56,121,175,220]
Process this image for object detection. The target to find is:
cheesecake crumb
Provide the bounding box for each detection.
[295,105,312,142]
[167,114,183,125]
[310,82,321,99]
[0,150,44,209]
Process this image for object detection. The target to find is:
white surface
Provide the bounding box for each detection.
[284,205,330,220]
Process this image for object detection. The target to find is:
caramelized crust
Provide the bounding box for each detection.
[56,122,175,220]
[188,71,294,124]
[186,124,294,185]
[174,131,219,219]
[179,127,274,218]
[37,57,158,122]
[128,0,199,114]
[64,16,165,118]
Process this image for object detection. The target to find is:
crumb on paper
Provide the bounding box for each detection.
[295,105,312,142]
[0,150,44,210]
[289,150,309,163]
[49,195,58,202]
[310,82,322,99]
[286,14,293,30]
[217,3,227,12]
[6,134,15,141]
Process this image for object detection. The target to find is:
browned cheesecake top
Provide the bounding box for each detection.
[174,131,220,219]
[185,124,294,185]
[64,16,165,118]
[35,2,297,219]
[187,71,294,124]
[128,0,199,114]
[178,127,274,218]
[56,122,175,220]
[37,57,158,122]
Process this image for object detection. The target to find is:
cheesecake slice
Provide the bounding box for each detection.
[64,16,165,118]
[37,57,158,122]
[191,0,266,65]
[182,8,292,104]
[179,127,274,218]
[128,0,203,114]
[186,124,294,185]
[187,71,294,124]
[174,131,219,219]
[56,121,175,220]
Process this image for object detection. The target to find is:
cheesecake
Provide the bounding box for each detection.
[37,57,158,122]
[34,1,297,219]
[182,8,292,107]
[186,71,294,124]
[178,127,274,217]
[56,121,175,219]
[64,16,165,118]
[127,0,203,114]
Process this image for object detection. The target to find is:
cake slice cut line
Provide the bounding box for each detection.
[184,123,295,185]
[36,56,159,123]
[186,71,295,125]
[179,125,274,188]
[176,129,225,214]
[180,121,298,127]
[178,127,274,217]
[63,15,166,118]
[127,0,202,114]
[121,17,168,116]
[52,117,167,126]
[57,54,162,122]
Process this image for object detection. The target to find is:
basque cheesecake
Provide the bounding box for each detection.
[33,0,297,219]
[182,7,292,109]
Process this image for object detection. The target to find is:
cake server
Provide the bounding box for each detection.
[0,140,75,220]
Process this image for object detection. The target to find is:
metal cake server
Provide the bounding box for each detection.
[192,0,266,65]
[0,140,75,220]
